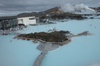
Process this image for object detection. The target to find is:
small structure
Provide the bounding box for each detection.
[0,16,18,30]
[0,13,37,30]
[17,13,36,26]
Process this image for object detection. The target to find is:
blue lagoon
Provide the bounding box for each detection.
[0,19,100,66]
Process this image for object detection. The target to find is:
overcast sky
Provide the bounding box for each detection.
[0,0,100,16]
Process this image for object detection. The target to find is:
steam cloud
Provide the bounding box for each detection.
[60,3,96,14]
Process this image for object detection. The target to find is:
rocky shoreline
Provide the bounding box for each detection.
[15,30,92,45]
[15,31,71,46]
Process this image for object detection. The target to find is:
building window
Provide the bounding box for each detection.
[29,18,35,20]
[19,19,23,22]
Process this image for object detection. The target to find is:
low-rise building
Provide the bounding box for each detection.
[0,16,18,30]
[17,13,37,26]
[0,14,37,30]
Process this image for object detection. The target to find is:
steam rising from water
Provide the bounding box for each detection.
[60,3,96,14]
[60,3,75,13]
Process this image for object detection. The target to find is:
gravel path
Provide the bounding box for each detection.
[33,51,48,66]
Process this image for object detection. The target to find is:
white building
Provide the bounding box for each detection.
[17,16,36,26]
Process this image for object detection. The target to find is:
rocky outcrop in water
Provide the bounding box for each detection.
[15,30,71,45]
[15,30,92,45]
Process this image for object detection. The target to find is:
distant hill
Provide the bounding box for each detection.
[38,7,62,15]
[17,4,97,18]
[17,12,38,17]
[17,7,62,18]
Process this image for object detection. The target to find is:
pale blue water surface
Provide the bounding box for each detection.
[0,19,100,66]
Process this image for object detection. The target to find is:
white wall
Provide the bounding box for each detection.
[17,16,36,25]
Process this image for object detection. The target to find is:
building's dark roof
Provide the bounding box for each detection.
[0,16,17,20]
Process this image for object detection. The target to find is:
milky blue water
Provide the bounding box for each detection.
[0,19,100,66]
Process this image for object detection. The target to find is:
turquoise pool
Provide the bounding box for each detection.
[0,19,100,66]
